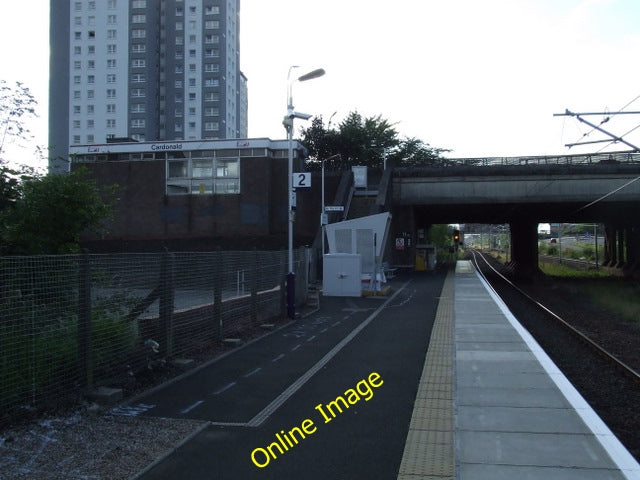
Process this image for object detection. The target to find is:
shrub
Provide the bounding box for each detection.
[90,296,138,378]
[0,292,138,413]
[581,245,594,261]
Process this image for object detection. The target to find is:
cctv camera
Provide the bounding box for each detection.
[292,111,313,121]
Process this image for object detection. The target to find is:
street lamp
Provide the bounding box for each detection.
[283,66,325,319]
[321,153,341,257]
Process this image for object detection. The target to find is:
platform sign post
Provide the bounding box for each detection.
[293,172,311,190]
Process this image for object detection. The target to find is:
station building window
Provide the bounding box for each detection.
[166,152,240,195]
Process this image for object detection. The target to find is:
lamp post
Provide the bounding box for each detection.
[320,153,341,257]
[321,112,338,260]
[283,67,325,319]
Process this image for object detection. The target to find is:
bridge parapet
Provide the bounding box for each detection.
[445,151,640,167]
[395,159,640,179]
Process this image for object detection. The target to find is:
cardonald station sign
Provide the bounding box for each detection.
[151,143,183,151]
[69,139,295,156]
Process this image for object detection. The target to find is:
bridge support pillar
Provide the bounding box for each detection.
[508,220,541,278]
[623,226,640,274]
[603,224,617,267]
[603,224,640,275]
[616,228,626,269]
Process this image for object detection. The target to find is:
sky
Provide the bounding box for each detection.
[1,0,639,168]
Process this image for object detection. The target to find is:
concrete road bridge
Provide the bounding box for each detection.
[372,151,640,276]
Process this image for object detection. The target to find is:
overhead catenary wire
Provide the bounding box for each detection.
[595,121,640,154]
[617,93,640,112]
[571,175,640,214]
[594,93,640,151]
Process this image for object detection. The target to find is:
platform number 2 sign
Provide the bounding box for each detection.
[293,172,311,189]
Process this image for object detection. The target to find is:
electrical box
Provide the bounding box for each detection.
[323,254,362,297]
[415,244,437,271]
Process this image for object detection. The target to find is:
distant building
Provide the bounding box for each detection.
[537,223,551,235]
[69,138,313,251]
[49,0,246,173]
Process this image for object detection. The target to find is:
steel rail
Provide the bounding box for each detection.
[469,250,640,383]
[538,255,599,270]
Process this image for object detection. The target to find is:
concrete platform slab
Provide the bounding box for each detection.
[458,430,620,469]
[456,371,557,389]
[457,406,593,434]
[458,463,626,480]
[457,341,530,351]
[455,325,523,341]
[455,315,511,324]
[457,358,547,374]
[456,350,534,361]
[457,386,570,408]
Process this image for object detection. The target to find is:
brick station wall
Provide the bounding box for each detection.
[76,159,343,252]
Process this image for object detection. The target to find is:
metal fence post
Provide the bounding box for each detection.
[159,250,174,357]
[213,248,222,342]
[280,248,287,317]
[302,247,310,304]
[251,248,259,325]
[77,252,92,388]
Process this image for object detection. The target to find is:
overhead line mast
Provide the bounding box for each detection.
[554,109,640,152]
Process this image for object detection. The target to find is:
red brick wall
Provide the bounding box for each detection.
[75,158,342,252]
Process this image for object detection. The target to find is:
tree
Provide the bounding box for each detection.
[0,162,33,211]
[388,137,453,168]
[0,167,119,254]
[0,80,39,160]
[0,80,41,210]
[0,79,118,255]
[302,112,400,171]
[300,111,450,171]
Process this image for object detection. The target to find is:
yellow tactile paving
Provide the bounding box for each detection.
[397,270,455,480]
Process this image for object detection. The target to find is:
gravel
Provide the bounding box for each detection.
[0,409,206,480]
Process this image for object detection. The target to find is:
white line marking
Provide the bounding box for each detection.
[388,292,414,308]
[243,367,262,378]
[209,422,248,427]
[320,328,328,333]
[307,335,316,342]
[291,344,301,351]
[272,353,285,362]
[180,400,204,414]
[332,321,341,327]
[212,382,236,395]
[111,403,156,417]
[247,281,410,427]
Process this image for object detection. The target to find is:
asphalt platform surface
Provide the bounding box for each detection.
[127,271,445,479]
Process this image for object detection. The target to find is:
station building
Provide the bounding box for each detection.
[69,138,321,251]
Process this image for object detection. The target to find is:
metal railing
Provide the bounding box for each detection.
[0,249,309,421]
[447,151,640,167]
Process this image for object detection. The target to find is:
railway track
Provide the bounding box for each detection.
[466,249,640,462]
[538,254,600,270]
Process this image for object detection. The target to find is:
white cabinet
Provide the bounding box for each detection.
[323,254,362,297]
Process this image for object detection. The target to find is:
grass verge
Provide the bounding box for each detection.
[539,262,640,326]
